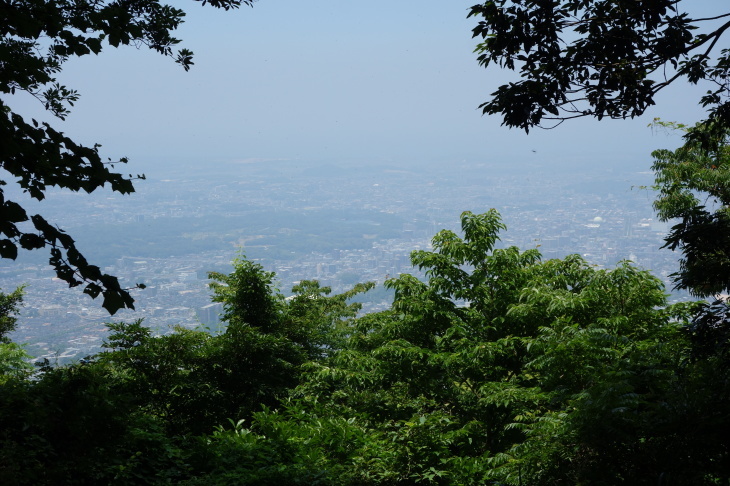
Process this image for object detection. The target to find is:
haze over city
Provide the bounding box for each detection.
[0,0,718,357]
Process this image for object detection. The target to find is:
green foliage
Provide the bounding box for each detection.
[184,403,359,485]
[0,342,33,384]
[209,258,284,332]
[652,120,730,295]
[0,286,24,342]
[1,0,252,313]
[295,210,722,484]
[91,259,372,437]
[469,1,730,134]
[0,254,371,484]
[0,360,190,485]
[3,211,730,484]
[209,256,373,359]
[0,287,32,384]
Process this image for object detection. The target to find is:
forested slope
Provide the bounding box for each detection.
[1,211,727,485]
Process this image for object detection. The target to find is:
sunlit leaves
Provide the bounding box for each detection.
[0,286,24,342]
[3,213,728,484]
[651,121,730,295]
[289,210,706,484]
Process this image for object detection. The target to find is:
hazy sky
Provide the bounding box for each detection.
[7,0,723,171]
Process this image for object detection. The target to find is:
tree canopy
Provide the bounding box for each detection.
[3,211,728,484]
[469,0,730,134]
[651,120,730,296]
[0,0,252,314]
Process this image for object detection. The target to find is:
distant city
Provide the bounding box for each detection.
[1,155,688,362]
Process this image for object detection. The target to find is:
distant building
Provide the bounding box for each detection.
[197,302,223,328]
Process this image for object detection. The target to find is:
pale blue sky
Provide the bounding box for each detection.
[8,0,722,170]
